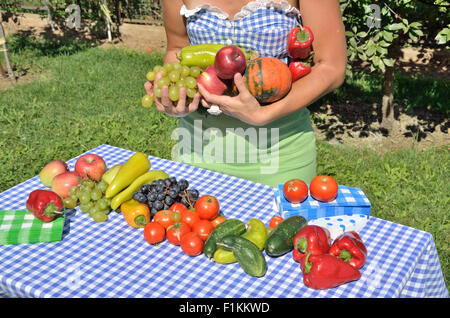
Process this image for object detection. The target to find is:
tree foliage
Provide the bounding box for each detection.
[342,0,448,74]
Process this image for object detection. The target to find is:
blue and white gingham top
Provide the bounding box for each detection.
[180,1,301,63]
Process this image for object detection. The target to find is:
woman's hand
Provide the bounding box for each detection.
[145,72,201,117]
[197,72,269,126]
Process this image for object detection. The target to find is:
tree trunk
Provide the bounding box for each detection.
[115,0,121,25]
[0,60,7,78]
[124,0,132,20]
[44,0,55,32]
[380,63,395,130]
[103,0,113,42]
[379,39,401,132]
[0,21,15,81]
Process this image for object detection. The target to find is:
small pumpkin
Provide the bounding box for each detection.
[243,57,292,104]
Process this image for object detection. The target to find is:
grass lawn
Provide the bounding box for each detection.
[1,35,449,290]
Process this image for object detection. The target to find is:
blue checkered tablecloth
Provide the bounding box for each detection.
[0,144,448,298]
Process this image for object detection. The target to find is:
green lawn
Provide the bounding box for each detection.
[0,35,449,290]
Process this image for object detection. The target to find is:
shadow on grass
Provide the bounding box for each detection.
[8,27,99,56]
[3,24,102,77]
[309,69,449,141]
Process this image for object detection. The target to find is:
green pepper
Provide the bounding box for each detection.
[179,44,258,69]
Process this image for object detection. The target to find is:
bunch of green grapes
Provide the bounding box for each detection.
[65,178,112,223]
[141,62,202,107]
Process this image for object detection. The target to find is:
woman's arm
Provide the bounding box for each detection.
[198,0,347,125]
[261,0,347,122]
[162,0,190,63]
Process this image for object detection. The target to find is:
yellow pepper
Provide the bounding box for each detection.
[121,199,151,228]
[105,152,150,199]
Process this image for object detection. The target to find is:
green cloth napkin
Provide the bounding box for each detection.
[0,210,65,245]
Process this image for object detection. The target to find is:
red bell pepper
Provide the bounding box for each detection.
[301,251,361,289]
[287,25,314,60]
[26,189,64,222]
[289,59,312,82]
[292,225,331,263]
[329,231,367,269]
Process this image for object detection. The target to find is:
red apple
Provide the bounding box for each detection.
[214,45,246,79]
[52,171,81,198]
[74,154,107,181]
[39,160,69,187]
[197,66,228,95]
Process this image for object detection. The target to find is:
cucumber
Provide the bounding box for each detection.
[203,219,246,259]
[213,218,267,264]
[217,235,267,277]
[264,215,307,257]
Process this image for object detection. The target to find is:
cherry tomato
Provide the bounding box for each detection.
[283,179,309,203]
[269,216,284,228]
[143,222,165,245]
[309,175,338,202]
[154,210,181,229]
[170,202,188,214]
[180,209,200,228]
[192,219,214,241]
[211,215,226,228]
[166,222,191,245]
[194,195,220,220]
[180,232,204,256]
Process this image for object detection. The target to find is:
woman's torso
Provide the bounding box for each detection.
[175,0,317,186]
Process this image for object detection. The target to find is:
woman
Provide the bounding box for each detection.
[145,0,347,187]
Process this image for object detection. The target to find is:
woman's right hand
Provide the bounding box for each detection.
[145,72,201,117]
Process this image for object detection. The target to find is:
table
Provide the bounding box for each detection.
[0,144,448,298]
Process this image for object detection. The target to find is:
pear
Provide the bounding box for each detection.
[102,164,122,185]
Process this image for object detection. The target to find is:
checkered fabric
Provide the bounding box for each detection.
[0,210,65,245]
[182,2,301,63]
[274,185,371,221]
[0,144,448,298]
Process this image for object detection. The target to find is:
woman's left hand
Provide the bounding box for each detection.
[197,73,269,126]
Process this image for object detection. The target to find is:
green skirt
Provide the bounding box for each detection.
[173,108,317,188]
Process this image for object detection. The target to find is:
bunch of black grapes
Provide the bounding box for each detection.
[132,177,199,216]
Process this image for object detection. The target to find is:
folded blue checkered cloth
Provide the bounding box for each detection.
[274,185,371,221]
[0,144,448,298]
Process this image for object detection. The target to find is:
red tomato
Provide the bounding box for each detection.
[180,232,204,256]
[170,202,188,214]
[143,222,165,245]
[154,210,180,229]
[194,195,220,220]
[166,222,191,245]
[211,215,226,228]
[192,219,214,241]
[180,209,200,228]
[309,175,338,202]
[283,179,308,203]
[269,216,284,228]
